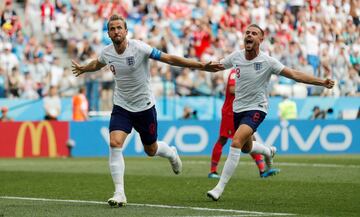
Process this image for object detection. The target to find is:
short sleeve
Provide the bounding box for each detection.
[220,51,237,70]
[134,40,153,56]
[269,56,285,75]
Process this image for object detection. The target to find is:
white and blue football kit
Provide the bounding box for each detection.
[220,50,285,131]
[98,39,162,144]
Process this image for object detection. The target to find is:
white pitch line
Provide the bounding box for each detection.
[173,215,267,217]
[187,161,360,168]
[0,196,294,216]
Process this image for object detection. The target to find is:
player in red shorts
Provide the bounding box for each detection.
[208,69,279,179]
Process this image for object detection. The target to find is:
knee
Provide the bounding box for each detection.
[231,136,244,149]
[110,138,123,148]
[144,144,157,156]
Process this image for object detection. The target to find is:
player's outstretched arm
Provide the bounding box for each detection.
[72,59,106,77]
[204,61,225,72]
[280,67,335,89]
[158,53,224,72]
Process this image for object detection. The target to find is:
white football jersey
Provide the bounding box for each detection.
[220,50,285,113]
[98,39,155,112]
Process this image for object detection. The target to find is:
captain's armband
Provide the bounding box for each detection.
[149,48,162,60]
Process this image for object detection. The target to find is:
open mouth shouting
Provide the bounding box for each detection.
[245,38,254,49]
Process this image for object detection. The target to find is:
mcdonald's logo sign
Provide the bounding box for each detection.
[4,121,70,158]
[16,121,58,158]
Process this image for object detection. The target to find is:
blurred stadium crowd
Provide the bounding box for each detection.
[0,0,359,111]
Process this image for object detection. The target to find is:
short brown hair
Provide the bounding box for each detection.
[107,14,127,31]
[248,24,264,36]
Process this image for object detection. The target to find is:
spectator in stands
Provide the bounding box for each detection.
[49,56,64,87]
[27,53,48,97]
[58,67,78,97]
[97,0,113,19]
[43,85,61,120]
[20,72,39,99]
[40,0,55,36]
[150,64,163,98]
[176,68,194,96]
[7,66,22,98]
[283,41,301,69]
[193,70,212,96]
[42,41,55,65]
[162,69,175,96]
[133,16,149,41]
[72,86,88,121]
[100,67,114,111]
[0,42,19,75]
[250,0,266,29]
[213,73,225,97]
[12,31,27,65]
[54,5,70,44]
[80,50,100,112]
[350,48,360,73]
[0,106,13,121]
[24,0,42,36]
[305,24,320,76]
[333,45,351,85]
[43,40,55,64]
[342,67,360,96]
[1,0,17,27]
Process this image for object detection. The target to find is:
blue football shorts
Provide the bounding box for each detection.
[233,110,266,133]
[109,105,158,145]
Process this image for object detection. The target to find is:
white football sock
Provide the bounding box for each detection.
[155,141,175,160]
[217,147,241,190]
[109,147,125,194]
[250,141,270,157]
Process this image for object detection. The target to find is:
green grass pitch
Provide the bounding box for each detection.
[1,155,360,216]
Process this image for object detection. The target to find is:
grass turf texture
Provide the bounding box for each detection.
[0,155,359,217]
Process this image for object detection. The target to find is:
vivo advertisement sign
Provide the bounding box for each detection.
[256,120,359,154]
[70,120,360,157]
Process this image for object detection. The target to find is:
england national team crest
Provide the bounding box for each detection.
[126,56,135,66]
[254,62,262,71]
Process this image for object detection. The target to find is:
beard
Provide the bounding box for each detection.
[111,36,122,45]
